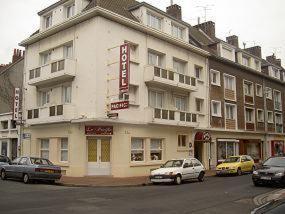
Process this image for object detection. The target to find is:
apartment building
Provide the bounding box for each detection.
[20,0,210,177]
[0,49,24,159]
[191,21,285,167]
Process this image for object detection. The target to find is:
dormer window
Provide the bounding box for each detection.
[66,3,75,19]
[272,67,280,79]
[45,14,52,29]
[147,13,162,30]
[254,60,260,71]
[242,55,250,67]
[172,24,183,39]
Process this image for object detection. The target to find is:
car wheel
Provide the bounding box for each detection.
[174,175,182,185]
[48,180,55,185]
[23,174,30,184]
[237,168,242,176]
[198,172,205,182]
[253,181,261,187]
[1,170,7,180]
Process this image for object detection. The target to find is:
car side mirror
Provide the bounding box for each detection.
[183,163,189,168]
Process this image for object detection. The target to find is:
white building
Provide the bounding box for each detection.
[20,0,210,177]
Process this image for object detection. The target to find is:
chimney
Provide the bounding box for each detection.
[245,46,262,58]
[194,21,216,39]
[166,4,182,20]
[266,54,282,67]
[12,48,23,63]
[226,35,239,48]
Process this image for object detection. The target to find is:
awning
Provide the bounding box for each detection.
[217,139,239,142]
[195,131,211,142]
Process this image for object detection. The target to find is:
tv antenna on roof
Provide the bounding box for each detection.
[196,4,214,22]
[170,0,174,5]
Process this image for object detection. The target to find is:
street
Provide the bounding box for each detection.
[0,174,278,214]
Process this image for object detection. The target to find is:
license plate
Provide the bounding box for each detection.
[45,170,54,174]
[261,176,271,180]
[155,176,163,179]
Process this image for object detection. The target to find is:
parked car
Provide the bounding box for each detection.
[149,158,205,185]
[216,155,255,176]
[252,156,285,186]
[0,155,11,166]
[0,156,62,184]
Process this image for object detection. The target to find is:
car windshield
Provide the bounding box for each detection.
[30,158,53,165]
[162,160,183,168]
[263,157,285,167]
[223,157,240,163]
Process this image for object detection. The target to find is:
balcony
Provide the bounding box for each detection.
[146,108,198,127]
[26,104,76,125]
[28,59,76,87]
[144,66,197,92]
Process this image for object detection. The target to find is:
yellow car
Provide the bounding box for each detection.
[216,155,255,176]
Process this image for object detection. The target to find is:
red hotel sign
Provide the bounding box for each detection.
[111,101,129,111]
[85,126,113,135]
[119,44,130,93]
[13,88,20,120]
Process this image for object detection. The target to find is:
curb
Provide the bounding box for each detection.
[253,189,284,206]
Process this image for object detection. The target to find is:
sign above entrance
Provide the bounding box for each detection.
[195,131,212,142]
[111,101,129,111]
[85,126,113,135]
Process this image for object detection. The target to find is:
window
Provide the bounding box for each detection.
[0,121,8,130]
[41,51,51,65]
[255,60,260,71]
[27,109,39,119]
[40,139,49,159]
[64,44,73,58]
[172,24,183,39]
[244,81,253,96]
[149,90,163,108]
[39,91,50,106]
[10,120,17,129]
[148,51,162,67]
[225,104,236,120]
[19,157,28,165]
[178,135,187,148]
[45,14,52,29]
[173,59,185,74]
[150,139,163,161]
[147,13,162,30]
[274,90,282,111]
[195,65,203,80]
[195,98,203,112]
[211,100,221,117]
[268,111,273,123]
[210,69,221,86]
[221,46,234,61]
[217,141,237,161]
[131,138,144,162]
[242,55,250,67]
[66,3,75,18]
[224,74,235,91]
[256,84,263,97]
[257,109,264,122]
[62,85,72,103]
[175,96,187,111]
[272,67,280,79]
[275,113,282,125]
[266,87,272,100]
[245,108,254,123]
[60,138,68,162]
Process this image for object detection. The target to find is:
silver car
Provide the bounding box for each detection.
[0,156,62,184]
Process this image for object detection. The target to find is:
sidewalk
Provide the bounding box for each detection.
[59,170,216,187]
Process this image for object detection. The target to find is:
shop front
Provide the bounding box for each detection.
[216,139,239,164]
[271,140,285,157]
[239,139,262,163]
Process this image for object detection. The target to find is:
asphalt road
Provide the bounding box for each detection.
[0,174,278,214]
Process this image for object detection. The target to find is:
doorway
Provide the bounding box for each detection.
[194,142,203,163]
[11,139,18,160]
[87,138,111,176]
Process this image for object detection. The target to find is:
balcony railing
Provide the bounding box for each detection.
[28,58,76,86]
[153,108,198,125]
[144,66,197,92]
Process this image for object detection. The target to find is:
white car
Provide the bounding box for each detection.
[149,158,205,185]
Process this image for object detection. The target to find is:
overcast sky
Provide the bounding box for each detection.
[0,0,284,66]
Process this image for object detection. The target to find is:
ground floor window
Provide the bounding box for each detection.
[131,138,145,162]
[40,139,49,159]
[271,141,284,156]
[217,141,237,162]
[245,143,260,160]
[178,135,187,148]
[60,138,68,162]
[1,141,8,156]
[150,139,163,161]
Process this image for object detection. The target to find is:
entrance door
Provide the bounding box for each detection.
[87,138,111,176]
[11,139,18,160]
[194,142,203,163]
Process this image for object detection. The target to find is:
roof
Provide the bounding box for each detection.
[38,0,70,15]
[0,57,24,76]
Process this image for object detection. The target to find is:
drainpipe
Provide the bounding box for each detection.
[263,76,268,161]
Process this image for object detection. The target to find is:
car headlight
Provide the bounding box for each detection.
[275,172,284,177]
[253,171,258,175]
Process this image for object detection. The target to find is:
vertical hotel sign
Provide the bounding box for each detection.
[13,88,20,120]
[119,43,130,94]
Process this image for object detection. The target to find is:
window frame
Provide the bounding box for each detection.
[257,109,264,122]
[147,12,162,30]
[223,73,236,93]
[44,13,53,29]
[245,107,255,123]
[150,139,163,162]
[273,89,282,111]
[66,2,75,19]
[225,103,236,120]
[266,87,273,100]
[130,138,145,163]
[40,139,49,159]
[194,65,203,80]
[178,135,187,148]
[211,100,222,117]
[210,69,221,86]
[174,95,187,112]
[243,80,254,96]
[171,23,184,39]
[62,85,72,104]
[148,50,163,67]
[149,90,164,109]
[267,111,274,124]
[256,84,263,97]
[60,138,69,162]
